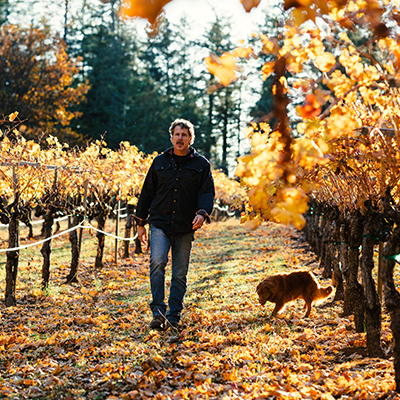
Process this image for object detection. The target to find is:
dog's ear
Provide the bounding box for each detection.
[256,280,264,293]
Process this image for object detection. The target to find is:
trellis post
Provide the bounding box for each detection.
[78,179,89,255]
[115,188,121,264]
[12,166,20,249]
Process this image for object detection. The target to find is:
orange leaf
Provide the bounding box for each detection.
[240,0,261,12]
[119,0,173,25]
[232,46,254,59]
[262,61,275,81]
[296,94,321,119]
[205,52,238,87]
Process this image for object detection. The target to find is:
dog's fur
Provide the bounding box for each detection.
[256,270,333,317]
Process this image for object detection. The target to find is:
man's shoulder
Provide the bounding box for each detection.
[153,150,172,164]
[190,148,211,167]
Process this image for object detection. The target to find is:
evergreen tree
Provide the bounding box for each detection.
[137,14,210,154]
[0,0,10,25]
[249,7,285,130]
[202,15,241,172]
[71,0,142,148]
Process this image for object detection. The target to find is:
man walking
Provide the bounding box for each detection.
[135,119,215,331]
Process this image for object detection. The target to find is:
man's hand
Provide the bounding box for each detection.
[138,225,148,246]
[192,214,205,230]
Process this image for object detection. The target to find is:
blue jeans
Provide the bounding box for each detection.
[149,225,194,324]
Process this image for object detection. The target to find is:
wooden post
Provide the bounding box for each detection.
[5,166,20,306]
[78,179,89,255]
[12,166,19,249]
[115,188,121,264]
[378,160,386,302]
[378,241,383,302]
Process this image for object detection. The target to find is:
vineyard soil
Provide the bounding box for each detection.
[0,218,397,399]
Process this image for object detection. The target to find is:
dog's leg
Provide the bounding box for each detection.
[304,301,312,317]
[272,300,285,317]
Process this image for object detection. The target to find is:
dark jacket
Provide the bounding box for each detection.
[135,147,215,235]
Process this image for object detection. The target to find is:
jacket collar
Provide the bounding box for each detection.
[164,146,197,158]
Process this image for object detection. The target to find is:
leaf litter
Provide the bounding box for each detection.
[0,219,397,399]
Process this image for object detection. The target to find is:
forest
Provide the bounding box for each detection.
[0,0,279,173]
[2,0,400,398]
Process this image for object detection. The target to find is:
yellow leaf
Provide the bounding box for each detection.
[314,52,336,72]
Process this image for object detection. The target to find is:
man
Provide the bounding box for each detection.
[135,118,215,331]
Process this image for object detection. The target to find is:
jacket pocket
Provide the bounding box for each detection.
[186,166,203,185]
[155,164,173,183]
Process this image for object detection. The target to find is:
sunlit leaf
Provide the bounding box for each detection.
[205,52,238,86]
[240,0,261,12]
[119,0,173,25]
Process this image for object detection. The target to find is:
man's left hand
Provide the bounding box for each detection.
[192,214,205,230]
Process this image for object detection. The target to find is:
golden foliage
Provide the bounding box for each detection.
[213,170,247,206]
[0,25,89,144]
[0,125,154,209]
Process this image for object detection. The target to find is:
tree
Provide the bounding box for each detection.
[0,0,10,25]
[138,14,210,154]
[74,24,139,148]
[0,23,89,144]
[202,15,241,172]
[249,7,287,130]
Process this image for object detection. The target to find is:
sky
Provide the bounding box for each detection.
[11,0,278,48]
[150,0,271,43]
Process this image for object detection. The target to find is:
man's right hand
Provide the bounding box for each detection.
[138,225,148,246]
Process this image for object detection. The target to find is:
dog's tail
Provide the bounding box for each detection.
[317,285,333,300]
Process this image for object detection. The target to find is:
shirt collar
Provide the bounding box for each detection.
[165,146,196,158]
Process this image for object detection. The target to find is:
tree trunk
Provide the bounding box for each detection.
[130,218,142,254]
[5,216,19,307]
[342,211,365,332]
[41,213,54,289]
[338,221,350,310]
[303,200,321,256]
[321,212,333,279]
[54,220,61,233]
[95,212,106,269]
[123,213,133,258]
[381,200,400,392]
[319,215,329,274]
[311,204,323,258]
[331,211,344,301]
[65,214,84,284]
[360,211,383,357]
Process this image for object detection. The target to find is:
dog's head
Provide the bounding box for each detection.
[256,280,270,306]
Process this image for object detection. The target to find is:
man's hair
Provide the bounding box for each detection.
[169,119,195,145]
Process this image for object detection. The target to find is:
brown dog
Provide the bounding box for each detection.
[256,270,333,317]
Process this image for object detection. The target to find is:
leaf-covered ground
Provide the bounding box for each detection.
[0,219,398,399]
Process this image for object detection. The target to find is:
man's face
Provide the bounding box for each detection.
[171,125,191,156]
